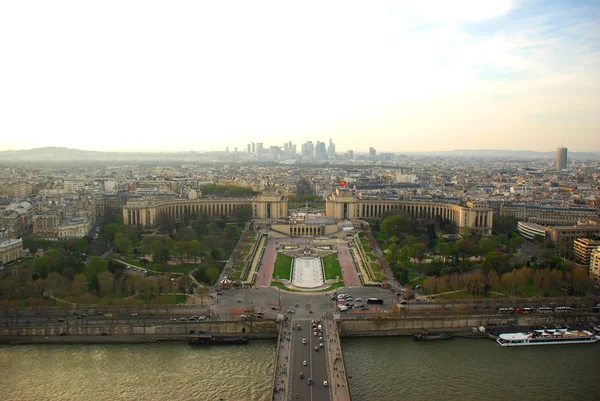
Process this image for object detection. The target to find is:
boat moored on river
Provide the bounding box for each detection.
[188,335,249,345]
[497,329,599,347]
[413,331,453,341]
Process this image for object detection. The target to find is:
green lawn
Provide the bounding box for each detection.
[323,254,343,280]
[360,237,372,252]
[273,253,293,280]
[370,262,384,280]
[169,294,187,304]
[168,263,200,273]
[118,256,146,268]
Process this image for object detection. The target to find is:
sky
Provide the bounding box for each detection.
[1,0,599,153]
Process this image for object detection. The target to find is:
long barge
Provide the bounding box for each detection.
[188,335,249,345]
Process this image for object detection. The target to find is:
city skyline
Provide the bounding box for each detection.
[1,1,599,153]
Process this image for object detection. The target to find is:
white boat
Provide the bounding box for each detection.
[497,329,600,347]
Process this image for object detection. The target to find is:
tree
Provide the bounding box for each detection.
[479,236,501,256]
[380,214,415,238]
[84,256,108,279]
[176,227,197,243]
[75,238,89,255]
[45,272,61,297]
[178,275,192,302]
[174,241,188,264]
[235,204,253,224]
[32,256,53,278]
[22,238,39,255]
[456,239,476,261]
[114,234,133,257]
[467,269,486,295]
[189,240,202,263]
[481,251,510,273]
[508,236,524,254]
[408,243,427,265]
[493,216,518,237]
[103,223,122,245]
[71,274,86,296]
[98,271,115,297]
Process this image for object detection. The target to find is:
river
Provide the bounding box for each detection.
[1,338,599,401]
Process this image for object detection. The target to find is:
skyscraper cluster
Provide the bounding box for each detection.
[246,139,338,161]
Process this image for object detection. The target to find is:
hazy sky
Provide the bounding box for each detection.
[1,1,599,153]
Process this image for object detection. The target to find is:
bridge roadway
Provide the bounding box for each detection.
[289,318,331,401]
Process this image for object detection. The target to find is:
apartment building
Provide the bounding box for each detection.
[573,238,600,266]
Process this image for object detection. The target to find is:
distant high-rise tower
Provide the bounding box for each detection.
[369,147,377,159]
[251,142,256,153]
[328,138,336,157]
[556,147,567,169]
[247,144,251,153]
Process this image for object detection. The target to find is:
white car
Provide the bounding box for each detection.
[302,338,307,344]
[313,331,318,336]
[303,360,307,366]
[355,298,363,302]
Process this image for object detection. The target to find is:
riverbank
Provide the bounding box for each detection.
[0,332,277,345]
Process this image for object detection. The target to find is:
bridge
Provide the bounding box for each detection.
[272,317,350,401]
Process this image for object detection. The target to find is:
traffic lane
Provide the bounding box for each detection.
[289,319,330,401]
[289,320,313,400]
[308,324,331,401]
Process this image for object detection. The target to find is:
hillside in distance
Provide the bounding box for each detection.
[0,147,200,162]
[0,147,599,163]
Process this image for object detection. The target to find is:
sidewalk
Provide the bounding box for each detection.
[272,319,292,401]
[326,320,351,401]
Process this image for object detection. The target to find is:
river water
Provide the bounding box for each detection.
[1,338,599,401]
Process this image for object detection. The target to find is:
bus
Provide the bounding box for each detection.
[366,298,384,305]
[554,306,572,313]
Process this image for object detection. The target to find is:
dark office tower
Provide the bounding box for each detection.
[556,147,567,169]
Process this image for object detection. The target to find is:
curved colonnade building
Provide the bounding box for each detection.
[123,188,493,234]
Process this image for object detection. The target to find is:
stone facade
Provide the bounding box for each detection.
[0,230,23,264]
[326,188,493,234]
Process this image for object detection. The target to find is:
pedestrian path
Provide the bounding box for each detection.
[272,319,292,401]
[325,319,351,401]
